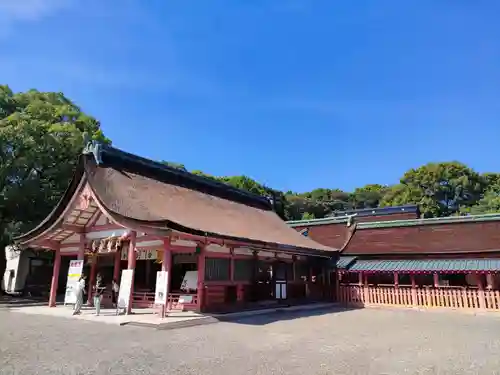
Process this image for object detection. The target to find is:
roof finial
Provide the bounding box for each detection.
[82,135,103,165]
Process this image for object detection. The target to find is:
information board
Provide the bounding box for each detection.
[154,271,169,305]
[180,271,198,292]
[63,259,84,305]
[117,269,134,313]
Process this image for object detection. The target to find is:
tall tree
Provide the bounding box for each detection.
[0,86,108,292]
[464,173,500,215]
[350,184,389,209]
[380,162,485,217]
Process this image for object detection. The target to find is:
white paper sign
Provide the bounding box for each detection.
[117,269,134,312]
[180,271,198,292]
[64,260,84,305]
[179,295,193,303]
[154,271,168,305]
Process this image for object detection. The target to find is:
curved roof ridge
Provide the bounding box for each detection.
[86,142,273,210]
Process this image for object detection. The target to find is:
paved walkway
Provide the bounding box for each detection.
[3,306,500,374]
[7,302,336,329]
[8,304,206,327]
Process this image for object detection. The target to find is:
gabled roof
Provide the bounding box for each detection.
[286,205,418,227]
[346,258,500,273]
[342,214,500,256]
[16,142,336,256]
[357,213,500,229]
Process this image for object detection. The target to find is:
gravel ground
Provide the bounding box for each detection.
[2,307,500,375]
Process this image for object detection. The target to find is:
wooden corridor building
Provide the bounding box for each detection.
[289,211,500,312]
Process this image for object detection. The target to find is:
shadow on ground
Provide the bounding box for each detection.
[0,295,48,308]
[216,305,361,326]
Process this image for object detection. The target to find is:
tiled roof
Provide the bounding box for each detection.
[286,205,417,227]
[337,256,357,269]
[347,259,500,273]
[357,213,500,229]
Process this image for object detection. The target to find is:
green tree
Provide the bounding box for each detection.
[301,212,315,220]
[380,162,485,217]
[0,86,108,292]
[220,175,267,196]
[160,161,187,171]
[350,184,389,209]
[464,173,500,215]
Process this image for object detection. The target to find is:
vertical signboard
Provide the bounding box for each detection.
[154,271,168,305]
[117,269,134,314]
[64,259,84,305]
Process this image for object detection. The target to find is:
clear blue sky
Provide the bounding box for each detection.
[1,1,499,193]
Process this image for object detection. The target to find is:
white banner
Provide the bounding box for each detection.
[154,271,168,305]
[180,271,198,292]
[117,269,134,312]
[64,259,84,305]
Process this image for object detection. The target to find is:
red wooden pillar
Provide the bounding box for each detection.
[486,273,494,290]
[230,250,235,282]
[113,247,121,282]
[127,231,137,314]
[410,273,417,306]
[433,273,439,288]
[49,247,61,307]
[162,237,172,317]
[475,273,486,309]
[335,271,340,302]
[363,273,369,304]
[87,256,97,306]
[197,246,206,312]
[78,233,85,260]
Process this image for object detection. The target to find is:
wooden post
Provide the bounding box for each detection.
[49,247,61,307]
[145,257,151,285]
[78,233,85,260]
[486,273,494,290]
[87,256,97,306]
[229,248,235,282]
[363,273,369,304]
[197,246,206,312]
[127,231,137,314]
[334,271,340,302]
[410,273,417,306]
[161,237,172,317]
[433,273,439,288]
[113,247,121,282]
[475,273,486,309]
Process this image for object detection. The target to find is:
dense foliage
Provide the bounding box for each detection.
[0,86,108,288]
[2,85,500,289]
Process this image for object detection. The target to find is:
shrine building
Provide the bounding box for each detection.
[13,142,338,314]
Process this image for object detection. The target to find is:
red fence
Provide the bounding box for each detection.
[339,285,500,311]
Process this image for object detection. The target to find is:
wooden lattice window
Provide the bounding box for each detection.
[205,258,230,281]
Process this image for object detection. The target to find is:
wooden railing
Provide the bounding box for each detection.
[167,293,198,311]
[132,291,155,308]
[339,285,500,311]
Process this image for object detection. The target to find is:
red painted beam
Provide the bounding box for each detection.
[61,223,85,233]
[34,239,60,250]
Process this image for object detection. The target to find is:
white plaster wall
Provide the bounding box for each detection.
[2,246,29,294]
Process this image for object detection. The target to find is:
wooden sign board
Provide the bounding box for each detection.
[154,271,168,305]
[63,260,84,305]
[117,269,134,314]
